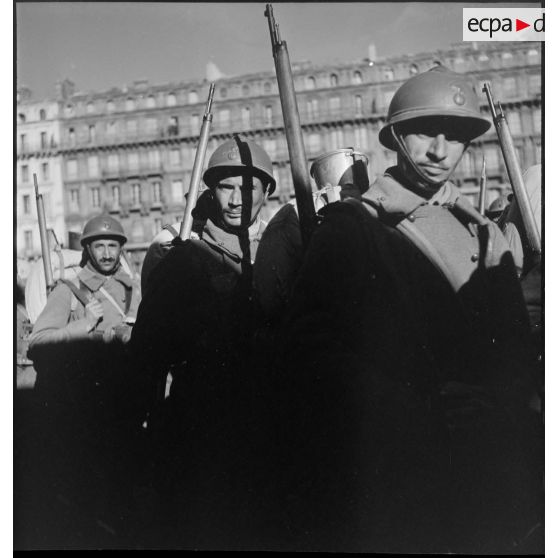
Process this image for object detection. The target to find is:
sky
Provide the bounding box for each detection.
[16,2,537,99]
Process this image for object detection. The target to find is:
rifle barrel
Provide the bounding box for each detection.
[178,83,215,241]
[482,83,541,256]
[479,157,487,216]
[265,4,315,248]
[34,174,55,292]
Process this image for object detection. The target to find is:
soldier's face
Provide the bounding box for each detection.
[88,238,122,274]
[213,174,268,230]
[397,117,468,191]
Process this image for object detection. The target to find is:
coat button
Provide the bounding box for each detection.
[377,196,386,202]
[471,253,479,262]
[408,214,416,222]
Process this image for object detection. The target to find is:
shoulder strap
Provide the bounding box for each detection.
[59,278,91,307]
[163,224,180,238]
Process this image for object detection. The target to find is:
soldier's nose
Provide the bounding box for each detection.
[230,187,242,206]
[428,134,448,160]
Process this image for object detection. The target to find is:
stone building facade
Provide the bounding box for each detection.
[16,41,542,269]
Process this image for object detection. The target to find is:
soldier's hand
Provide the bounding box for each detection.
[85,299,104,330]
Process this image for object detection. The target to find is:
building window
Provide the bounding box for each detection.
[528,73,541,95]
[306,133,321,153]
[125,98,135,111]
[383,67,395,81]
[40,108,48,120]
[167,93,177,107]
[21,164,29,183]
[41,162,49,181]
[20,134,27,151]
[218,109,230,127]
[67,159,78,179]
[65,104,74,117]
[112,185,120,207]
[147,95,156,108]
[69,189,80,210]
[220,87,228,99]
[22,194,31,214]
[152,181,162,204]
[533,108,541,135]
[242,84,250,96]
[306,76,316,90]
[88,124,96,143]
[330,73,338,87]
[191,114,200,131]
[171,179,183,202]
[153,218,163,235]
[501,51,513,66]
[307,99,319,119]
[264,105,273,126]
[170,148,181,166]
[131,183,142,206]
[353,71,363,85]
[241,107,251,128]
[148,149,161,168]
[168,116,179,136]
[128,152,139,171]
[507,111,522,136]
[91,187,101,208]
[107,100,115,112]
[188,91,198,104]
[40,131,47,149]
[263,139,277,158]
[68,128,76,145]
[145,117,157,134]
[86,102,94,114]
[18,113,26,123]
[127,120,138,136]
[263,82,271,94]
[484,145,500,172]
[329,128,344,150]
[107,121,116,136]
[410,63,419,75]
[354,95,363,116]
[383,88,397,107]
[527,48,539,63]
[87,155,99,177]
[329,96,341,113]
[354,125,368,150]
[24,231,33,252]
[107,153,119,172]
[502,76,517,97]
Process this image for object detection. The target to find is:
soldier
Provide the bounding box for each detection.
[129,135,275,549]
[271,66,541,553]
[25,214,142,546]
[253,147,369,337]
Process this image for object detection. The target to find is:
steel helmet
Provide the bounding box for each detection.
[487,192,512,215]
[310,148,369,192]
[379,65,491,151]
[203,135,276,195]
[80,214,127,246]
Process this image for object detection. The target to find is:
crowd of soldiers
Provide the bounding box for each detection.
[15,65,543,552]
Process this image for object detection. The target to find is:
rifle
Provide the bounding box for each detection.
[483,83,541,258]
[33,174,54,294]
[178,83,216,241]
[478,156,487,216]
[265,4,316,249]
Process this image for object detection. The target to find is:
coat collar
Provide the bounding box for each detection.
[362,166,462,218]
[200,217,266,263]
[78,262,133,291]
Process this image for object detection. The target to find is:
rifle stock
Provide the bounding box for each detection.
[483,83,541,257]
[265,4,316,249]
[33,174,55,293]
[178,83,216,241]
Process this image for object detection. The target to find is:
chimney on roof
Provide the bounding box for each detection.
[56,79,75,100]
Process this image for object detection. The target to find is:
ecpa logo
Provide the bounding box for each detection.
[463,8,544,42]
